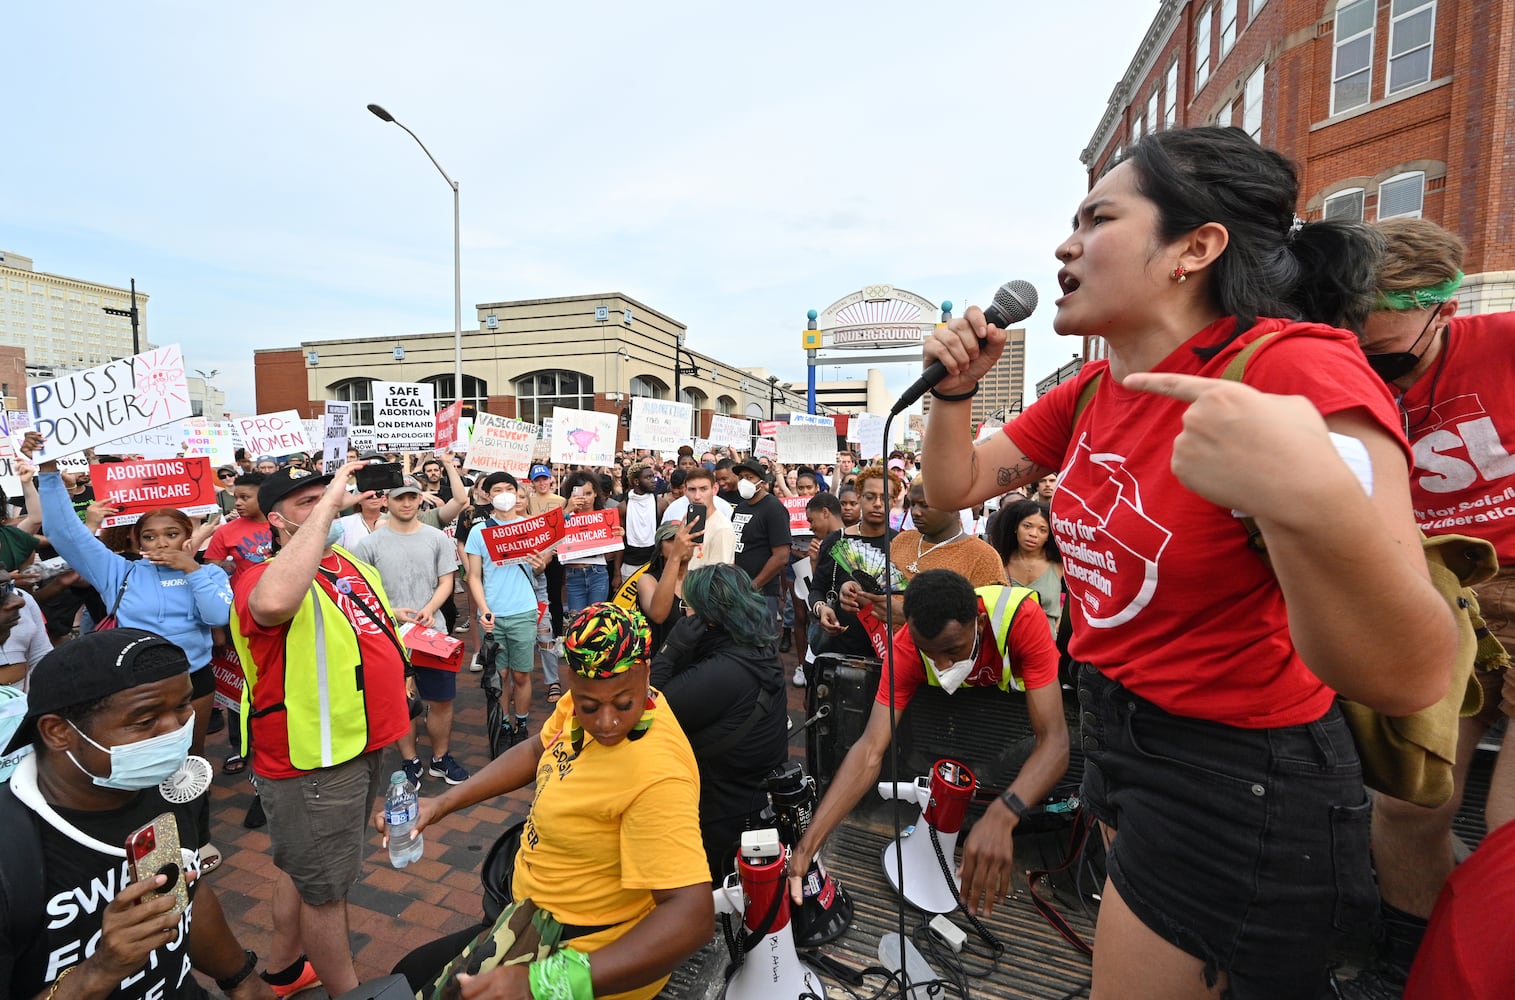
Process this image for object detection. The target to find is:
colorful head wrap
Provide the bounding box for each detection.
[1376,272,1463,311]
[562,604,650,679]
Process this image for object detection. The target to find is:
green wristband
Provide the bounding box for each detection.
[528,947,593,1000]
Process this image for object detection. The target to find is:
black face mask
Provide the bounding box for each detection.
[1365,306,1441,382]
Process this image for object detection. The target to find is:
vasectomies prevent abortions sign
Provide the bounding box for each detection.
[27,346,193,459]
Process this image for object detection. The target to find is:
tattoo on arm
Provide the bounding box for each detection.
[995,462,1046,488]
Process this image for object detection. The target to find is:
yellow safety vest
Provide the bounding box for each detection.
[923,585,1040,693]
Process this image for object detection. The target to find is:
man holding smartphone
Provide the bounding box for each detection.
[0,629,276,1000]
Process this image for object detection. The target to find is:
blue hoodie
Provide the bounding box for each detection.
[40,473,231,671]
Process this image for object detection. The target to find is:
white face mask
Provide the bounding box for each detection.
[931,634,980,695]
[491,491,518,513]
[737,478,758,501]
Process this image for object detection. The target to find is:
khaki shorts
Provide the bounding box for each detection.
[1474,564,1514,720]
[254,751,387,905]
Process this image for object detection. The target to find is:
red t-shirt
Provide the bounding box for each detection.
[877,593,1059,710]
[1400,311,1515,564]
[233,551,410,778]
[1403,819,1515,999]
[1008,317,1405,728]
[205,517,273,583]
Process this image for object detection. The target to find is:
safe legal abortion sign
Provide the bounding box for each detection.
[26,346,193,459]
[375,382,436,451]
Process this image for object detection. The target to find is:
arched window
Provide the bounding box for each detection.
[681,387,706,437]
[716,395,737,416]
[629,375,668,400]
[330,378,375,426]
[514,370,594,425]
[423,374,489,414]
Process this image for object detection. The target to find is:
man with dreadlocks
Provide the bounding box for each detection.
[383,603,713,1000]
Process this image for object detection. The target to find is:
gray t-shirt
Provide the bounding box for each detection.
[350,524,456,630]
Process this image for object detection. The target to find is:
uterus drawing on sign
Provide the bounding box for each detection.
[565,426,600,454]
[134,347,191,422]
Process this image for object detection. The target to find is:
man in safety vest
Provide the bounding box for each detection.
[231,463,412,998]
[788,568,1067,918]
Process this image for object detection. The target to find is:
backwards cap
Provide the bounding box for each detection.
[562,604,650,679]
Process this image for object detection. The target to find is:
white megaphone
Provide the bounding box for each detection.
[877,758,978,914]
[711,829,827,1000]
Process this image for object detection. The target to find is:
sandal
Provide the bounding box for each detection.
[222,754,247,775]
[546,683,562,704]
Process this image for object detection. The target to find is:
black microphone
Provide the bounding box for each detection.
[891,280,1038,415]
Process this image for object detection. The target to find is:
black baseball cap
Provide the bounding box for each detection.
[733,458,767,480]
[4,629,190,754]
[258,466,335,516]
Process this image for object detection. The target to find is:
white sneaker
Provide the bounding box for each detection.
[792,665,807,687]
[470,650,486,673]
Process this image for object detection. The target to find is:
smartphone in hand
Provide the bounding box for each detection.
[126,813,190,916]
[685,502,708,540]
[355,463,405,493]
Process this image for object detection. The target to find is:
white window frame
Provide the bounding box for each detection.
[1164,60,1179,127]
[1377,171,1426,220]
[1195,6,1213,90]
[1387,0,1436,96]
[1323,187,1365,222]
[1242,63,1265,140]
[1219,0,1238,58]
[1331,0,1375,116]
[1146,89,1160,134]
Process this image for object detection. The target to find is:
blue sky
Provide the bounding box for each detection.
[3,1,1157,414]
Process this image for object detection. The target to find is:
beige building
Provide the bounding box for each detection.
[0,252,149,368]
[254,292,837,444]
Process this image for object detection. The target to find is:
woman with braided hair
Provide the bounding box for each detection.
[383,603,713,1000]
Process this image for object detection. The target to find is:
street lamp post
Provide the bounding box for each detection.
[102,278,141,356]
[767,376,781,420]
[367,103,463,406]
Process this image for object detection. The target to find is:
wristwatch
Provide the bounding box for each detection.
[215,949,259,992]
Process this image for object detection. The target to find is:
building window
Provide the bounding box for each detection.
[1131,114,1141,145]
[1388,0,1436,94]
[1324,188,1365,222]
[629,375,667,400]
[1146,90,1159,135]
[422,373,489,413]
[1242,63,1265,140]
[1332,0,1375,115]
[1164,60,1179,127]
[1378,172,1425,219]
[1219,0,1237,57]
[716,395,736,417]
[680,387,706,437]
[330,378,376,426]
[1195,6,1213,90]
[513,370,594,425]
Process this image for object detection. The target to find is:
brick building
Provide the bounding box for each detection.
[1079,0,1514,359]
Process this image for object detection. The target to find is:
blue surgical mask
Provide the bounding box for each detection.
[68,714,194,790]
[325,521,345,547]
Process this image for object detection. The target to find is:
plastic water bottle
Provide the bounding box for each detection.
[385,772,424,868]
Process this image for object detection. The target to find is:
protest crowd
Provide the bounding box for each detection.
[0,128,1512,1000]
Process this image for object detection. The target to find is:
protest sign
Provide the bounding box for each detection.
[550,407,617,466]
[55,455,90,473]
[180,420,237,467]
[99,424,184,459]
[322,402,352,472]
[627,399,692,452]
[709,415,752,451]
[92,456,220,527]
[789,412,835,428]
[781,496,812,536]
[210,646,245,713]
[975,421,1004,443]
[541,418,553,441]
[850,413,887,460]
[757,420,785,438]
[0,455,20,502]
[753,437,776,460]
[465,413,536,476]
[301,419,323,452]
[236,411,312,458]
[775,423,838,465]
[375,381,435,450]
[434,402,463,451]
[27,345,192,459]
[558,508,623,560]
[481,508,565,565]
[348,425,377,454]
[0,411,29,460]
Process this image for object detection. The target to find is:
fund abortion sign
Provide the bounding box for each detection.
[481,508,566,565]
[91,456,221,526]
[27,345,192,459]
[236,411,312,458]
[375,381,436,451]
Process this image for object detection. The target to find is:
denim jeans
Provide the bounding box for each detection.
[531,571,559,686]
[564,564,610,618]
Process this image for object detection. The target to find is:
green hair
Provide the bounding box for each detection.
[681,564,776,649]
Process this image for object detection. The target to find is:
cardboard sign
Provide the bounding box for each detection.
[627,399,692,453]
[558,507,623,560]
[236,411,313,458]
[789,412,835,428]
[465,413,537,476]
[322,402,352,472]
[481,507,565,565]
[210,645,244,712]
[757,420,785,438]
[550,407,617,467]
[399,623,465,672]
[850,413,887,461]
[0,455,22,504]
[781,495,812,536]
[99,424,184,459]
[348,425,377,454]
[709,414,752,451]
[180,419,237,467]
[375,381,435,451]
[434,402,463,451]
[753,437,777,460]
[28,345,192,459]
[301,419,324,452]
[92,456,220,526]
[775,423,837,465]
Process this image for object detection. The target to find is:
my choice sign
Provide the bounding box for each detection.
[27,345,192,459]
[236,411,312,458]
[375,382,435,451]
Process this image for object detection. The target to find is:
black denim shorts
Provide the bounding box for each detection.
[1076,662,1378,998]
